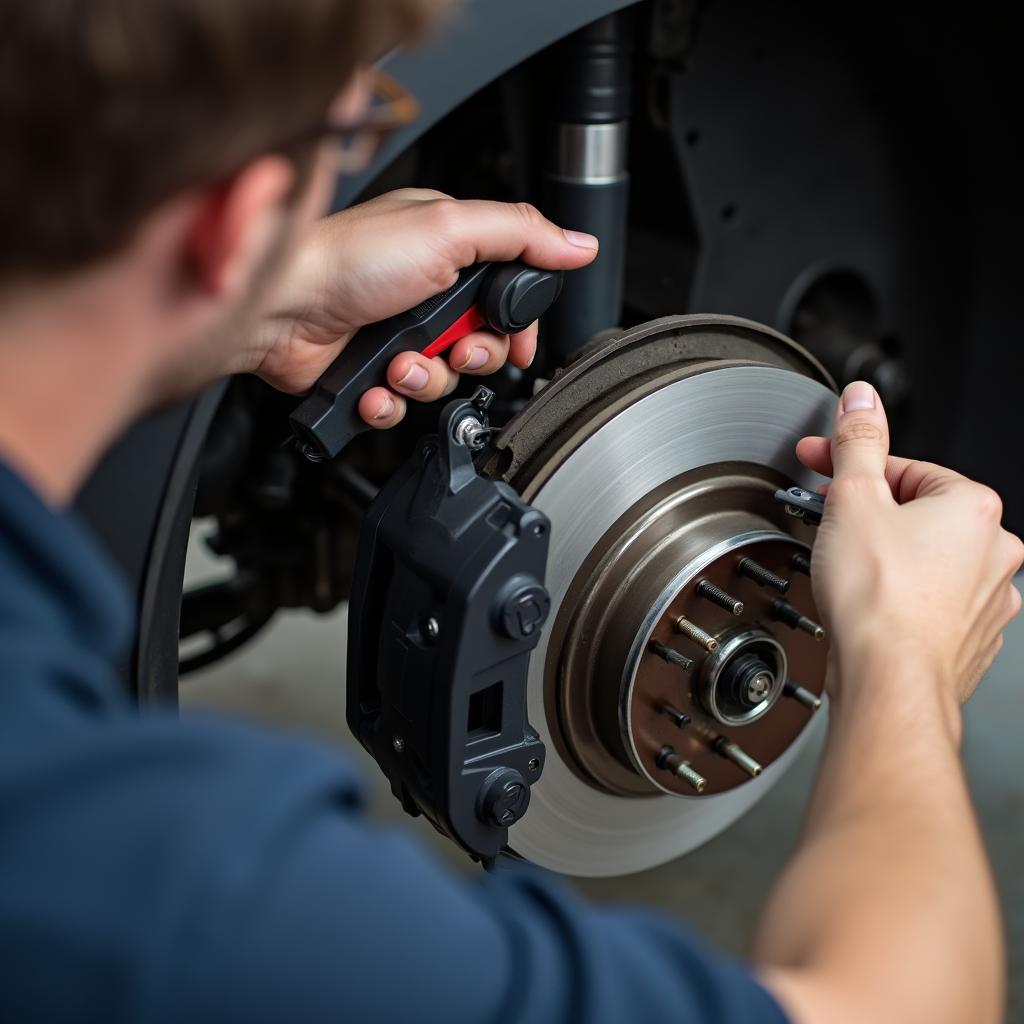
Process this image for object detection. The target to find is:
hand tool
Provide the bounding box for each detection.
[774,485,826,525]
[290,261,564,461]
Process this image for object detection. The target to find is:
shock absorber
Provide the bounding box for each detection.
[543,12,633,364]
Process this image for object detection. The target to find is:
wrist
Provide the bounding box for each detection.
[828,641,964,749]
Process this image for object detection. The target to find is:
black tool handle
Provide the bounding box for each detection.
[290,260,563,461]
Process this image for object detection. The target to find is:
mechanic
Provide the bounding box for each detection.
[0,2,1020,1023]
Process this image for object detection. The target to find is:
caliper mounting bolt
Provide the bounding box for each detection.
[477,768,531,827]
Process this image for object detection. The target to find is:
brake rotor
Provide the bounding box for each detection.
[480,315,838,876]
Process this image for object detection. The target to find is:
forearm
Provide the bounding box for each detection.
[756,651,1003,1024]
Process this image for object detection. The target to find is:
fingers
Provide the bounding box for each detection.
[358,387,407,430]
[425,197,600,272]
[360,322,538,429]
[387,351,460,403]
[795,435,832,476]
[445,330,512,375]
[829,381,891,480]
[508,322,539,370]
[357,352,460,427]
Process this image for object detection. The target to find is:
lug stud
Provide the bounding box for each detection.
[696,580,745,616]
[737,557,790,593]
[661,703,691,728]
[649,641,695,671]
[656,746,707,793]
[791,553,812,576]
[784,681,822,711]
[712,737,762,777]
[675,617,719,651]
[772,599,826,641]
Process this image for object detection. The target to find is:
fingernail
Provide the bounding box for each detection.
[841,380,876,413]
[372,395,394,420]
[456,347,489,371]
[563,228,600,250]
[397,364,430,392]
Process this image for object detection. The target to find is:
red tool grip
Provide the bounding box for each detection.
[421,305,488,360]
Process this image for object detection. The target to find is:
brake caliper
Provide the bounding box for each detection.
[346,387,549,862]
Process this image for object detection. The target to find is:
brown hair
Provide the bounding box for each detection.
[0,0,441,281]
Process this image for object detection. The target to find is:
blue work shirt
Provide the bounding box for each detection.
[0,458,789,1023]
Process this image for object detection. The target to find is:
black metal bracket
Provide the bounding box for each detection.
[346,387,550,861]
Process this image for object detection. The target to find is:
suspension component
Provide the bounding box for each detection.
[543,11,633,362]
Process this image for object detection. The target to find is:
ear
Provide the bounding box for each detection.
[185,155,295,296]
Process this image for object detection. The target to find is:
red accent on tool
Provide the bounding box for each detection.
[421,305,488,359]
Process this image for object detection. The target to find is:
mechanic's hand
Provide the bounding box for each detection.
[248,189,599,427]
[797,381,1023,717]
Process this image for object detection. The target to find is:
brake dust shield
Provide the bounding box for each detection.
[480,315,838,876]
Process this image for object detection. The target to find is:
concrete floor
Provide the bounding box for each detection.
[182,535,1024,1020]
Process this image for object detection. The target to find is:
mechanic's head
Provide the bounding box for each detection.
[0,0,440,397]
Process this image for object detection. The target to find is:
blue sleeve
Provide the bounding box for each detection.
[184,815,789,1024]
[1,708,787,1024]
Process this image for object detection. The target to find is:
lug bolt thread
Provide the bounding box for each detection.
[649,641,695,671]
[772,599,826,641]
[662,703,691,728]
[738,557,790,593]
[656,746,707,793]
[696,580,745,616]
[675,617,719,651]
[791,553,812,576]
[784,682,822,711]
[713,737,762,777]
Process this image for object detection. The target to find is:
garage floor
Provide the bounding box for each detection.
[181,545,1024,1021]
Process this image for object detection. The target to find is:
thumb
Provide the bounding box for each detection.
[430,199,600,272]
[830,380,891,480]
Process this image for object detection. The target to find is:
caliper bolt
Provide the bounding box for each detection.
[737,557,790,593]
[656,746,706,793]
[477,768,531,827]
[696,579,745,616]
[675,617,719,652]
[496,576,550,640]
[648,641,695,671]
[772,599,826,641]
[453,415,490,451]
